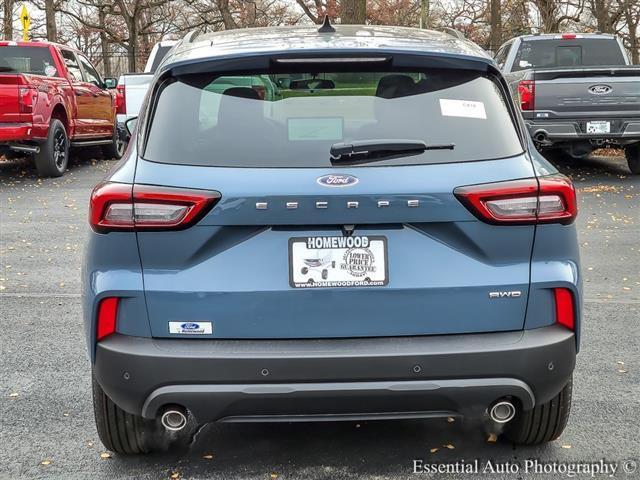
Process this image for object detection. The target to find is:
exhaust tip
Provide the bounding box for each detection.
[160,408,187,431]
[534,131,548,143]
[489,400,516,424]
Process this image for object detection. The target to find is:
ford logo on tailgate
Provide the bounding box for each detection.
[317,174,359,187]
[588,84,612,95]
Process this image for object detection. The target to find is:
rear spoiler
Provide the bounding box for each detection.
[530,66,640,81]
[160,50,494,78]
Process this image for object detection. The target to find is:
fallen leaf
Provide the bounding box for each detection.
[561,444,572,449]
[443,444,455,450]
[41,460,51,466]
[430,448,439,453]
[100,452,112,459]
[487,433,498,443]
[202,454,214,460]
[9,392,18,397]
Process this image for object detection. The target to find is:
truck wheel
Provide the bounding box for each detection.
[505,377,572,445]
[625,143,640,174]
[92,373,188,454]
[34,119,68,177]
[101,124,127,160]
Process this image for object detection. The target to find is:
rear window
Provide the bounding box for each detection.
[0,46,59,77]
[143,68,523,168]
[512,38,625,71]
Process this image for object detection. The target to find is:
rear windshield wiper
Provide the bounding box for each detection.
[330,139,454,165]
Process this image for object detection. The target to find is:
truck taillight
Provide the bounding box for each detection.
[18,86,37,113]
[554,288,575,331]
[454,174,577,225]
[89,182,221,233]
[518,80,535,111]
[116,84,126,115]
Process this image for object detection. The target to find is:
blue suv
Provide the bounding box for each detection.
[83,22,580,454]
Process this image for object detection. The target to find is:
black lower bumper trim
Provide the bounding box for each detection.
[94,325,575,423]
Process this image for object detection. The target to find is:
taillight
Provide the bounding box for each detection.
[89,182,221,232]
[96,297,118,341]
[518,80,535,111]
[116,84,126,115]
[454,174,577,225]
[554,288,575,331]
[18,86,37,113]
[561,33,577,39]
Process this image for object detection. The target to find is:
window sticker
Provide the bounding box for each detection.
[439,99,487,119]
[44,64,57,77]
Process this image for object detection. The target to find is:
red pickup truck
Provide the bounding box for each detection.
[1,41,125,177]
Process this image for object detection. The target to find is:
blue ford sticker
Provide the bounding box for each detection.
[169,321,212,335]
[317,174,359,187]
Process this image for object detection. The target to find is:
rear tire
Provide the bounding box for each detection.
[101,123,127,160]
[505,377,572,445]
[92,373,188,454]
[34,119,68,177]
[625,143,640,174]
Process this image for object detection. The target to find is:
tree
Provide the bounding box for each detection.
[341,0,366,23]
[44,0,57,40]
[3,0,13,40]
[531,0,584,32]
[489,0,502,52]
[420,0,429,28]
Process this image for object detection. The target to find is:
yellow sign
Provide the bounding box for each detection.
[21,4,31,42]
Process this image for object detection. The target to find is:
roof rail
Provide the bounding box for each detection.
[439,27,465,40]
[183,30,199,43]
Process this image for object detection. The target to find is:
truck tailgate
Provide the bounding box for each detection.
[533,67,640,118]
[122,73,153,117]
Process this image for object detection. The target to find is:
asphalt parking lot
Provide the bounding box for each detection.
[1,152,638,480]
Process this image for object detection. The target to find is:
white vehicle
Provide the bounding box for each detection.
[116,41,177,126]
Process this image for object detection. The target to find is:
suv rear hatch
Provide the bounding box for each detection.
[132,58,536,339]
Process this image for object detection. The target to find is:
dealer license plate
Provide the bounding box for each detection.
[586,121,610,134]
[289,235,388,288]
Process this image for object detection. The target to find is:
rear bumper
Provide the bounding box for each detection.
[94,325,576,423]
[524,118,640,144]
[0,122,33,142]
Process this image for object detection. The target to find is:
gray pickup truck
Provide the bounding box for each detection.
[496,33,640,174]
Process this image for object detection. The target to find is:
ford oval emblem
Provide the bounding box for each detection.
[588,84,612,95]
[180,322,200,330]
[317,174,359,187]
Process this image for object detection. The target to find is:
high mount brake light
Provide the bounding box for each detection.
[518,80,535,111]
[454,175,577,225]
[89,183,221,232]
